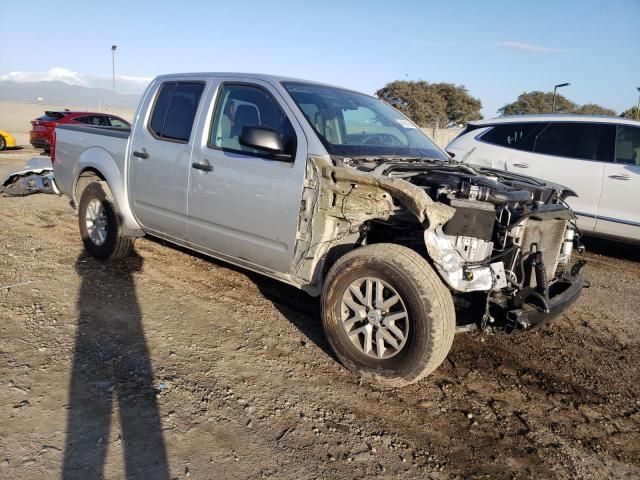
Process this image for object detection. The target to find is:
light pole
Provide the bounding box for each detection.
[111,45,117,110]
[636,87,640,120]
[552,82,570,113]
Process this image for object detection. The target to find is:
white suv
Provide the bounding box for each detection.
[446,115,640,243]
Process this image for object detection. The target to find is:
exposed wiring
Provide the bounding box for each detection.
[340,184,357,233]
[505,270,524,289]
[464,244,518,267]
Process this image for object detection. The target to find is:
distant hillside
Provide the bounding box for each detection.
[0,80,141,109]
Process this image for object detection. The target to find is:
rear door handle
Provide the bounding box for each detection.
[512,162,529,168]
[192,160,214,172]
[133,148,149,159]
[608,174,631,181]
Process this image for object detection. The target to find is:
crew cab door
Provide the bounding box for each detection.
[505,122,615,233]
[595,125,640,240]
[128,81,205,241]
[187,79,307,273]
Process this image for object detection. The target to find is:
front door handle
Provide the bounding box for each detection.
[192,160,214,172]
[608,174,631,181]
[512,162,529,168]
[133,148,149,159]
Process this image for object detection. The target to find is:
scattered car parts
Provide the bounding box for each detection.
[2,156,59,196]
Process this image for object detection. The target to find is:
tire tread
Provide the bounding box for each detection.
[323,243,455,387]
[79,181,134,261]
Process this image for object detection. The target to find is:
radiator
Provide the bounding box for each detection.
[520,218,567,280]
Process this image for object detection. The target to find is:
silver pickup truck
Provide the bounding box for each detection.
[53,73,587,386]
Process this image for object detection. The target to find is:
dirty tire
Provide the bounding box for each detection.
[78,181,135,261]
[322,243,455,387]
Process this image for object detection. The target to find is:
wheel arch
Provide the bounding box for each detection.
[73,149,143,237]
[74,168,106,204]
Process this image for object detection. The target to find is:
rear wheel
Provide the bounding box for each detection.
[322,243,455,387]
[78,181,135,260]
[0,135,6,151]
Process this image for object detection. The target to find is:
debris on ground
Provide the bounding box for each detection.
[1,156,58,196]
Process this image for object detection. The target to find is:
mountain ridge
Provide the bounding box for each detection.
[0,80,141,109]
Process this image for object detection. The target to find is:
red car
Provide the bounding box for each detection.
[30,110,131,153]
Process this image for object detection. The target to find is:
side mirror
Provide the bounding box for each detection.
[239,126,293,162]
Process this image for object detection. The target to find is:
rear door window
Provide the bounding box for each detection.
[615,125,640,165]
[149,82,205,142]
[533,122,615,162]
[107,116,130,128]
[149,83,176,136]
[480,123,544,151]
[76,115,109,126]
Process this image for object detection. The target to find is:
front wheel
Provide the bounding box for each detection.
[322,243,455,387]
[78,181,135,260]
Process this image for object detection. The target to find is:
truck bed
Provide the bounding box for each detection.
[53,124,130,203]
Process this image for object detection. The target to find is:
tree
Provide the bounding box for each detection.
[376,80,447,127]
[431,83,483,126]
[621,106,640,120]
[375,80,482,127]
[499,92,618,117]
[498,91,576,115]
[573,104,617,116]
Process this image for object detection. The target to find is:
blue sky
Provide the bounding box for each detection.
[1,0,638,117]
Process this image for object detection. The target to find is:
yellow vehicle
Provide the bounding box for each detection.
[0,130,17,151]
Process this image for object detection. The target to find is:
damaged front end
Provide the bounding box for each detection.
[405,163,588,332]
[292,156,587,334]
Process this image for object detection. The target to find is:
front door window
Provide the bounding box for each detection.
[209,84,296,157]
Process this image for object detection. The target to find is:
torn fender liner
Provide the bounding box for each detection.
[291,155,456,294]
[325,167,456,228]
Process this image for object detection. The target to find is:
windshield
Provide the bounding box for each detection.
[282,82,447,160]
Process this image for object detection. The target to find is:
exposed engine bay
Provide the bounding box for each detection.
[293,156,587,334]
[382,162,576,281]
[382,161,585,330]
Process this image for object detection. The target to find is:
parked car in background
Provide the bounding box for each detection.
[30,110,131,153]
[0,129,17,151]
[446,115,640,243]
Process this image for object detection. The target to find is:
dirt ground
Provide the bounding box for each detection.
[1,151,639,480]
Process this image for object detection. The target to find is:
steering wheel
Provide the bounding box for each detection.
[361,134,401,146]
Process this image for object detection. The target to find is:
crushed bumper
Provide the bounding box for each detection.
[505,273,588,332]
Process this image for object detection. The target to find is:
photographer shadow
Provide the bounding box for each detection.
[62,254,169,479]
